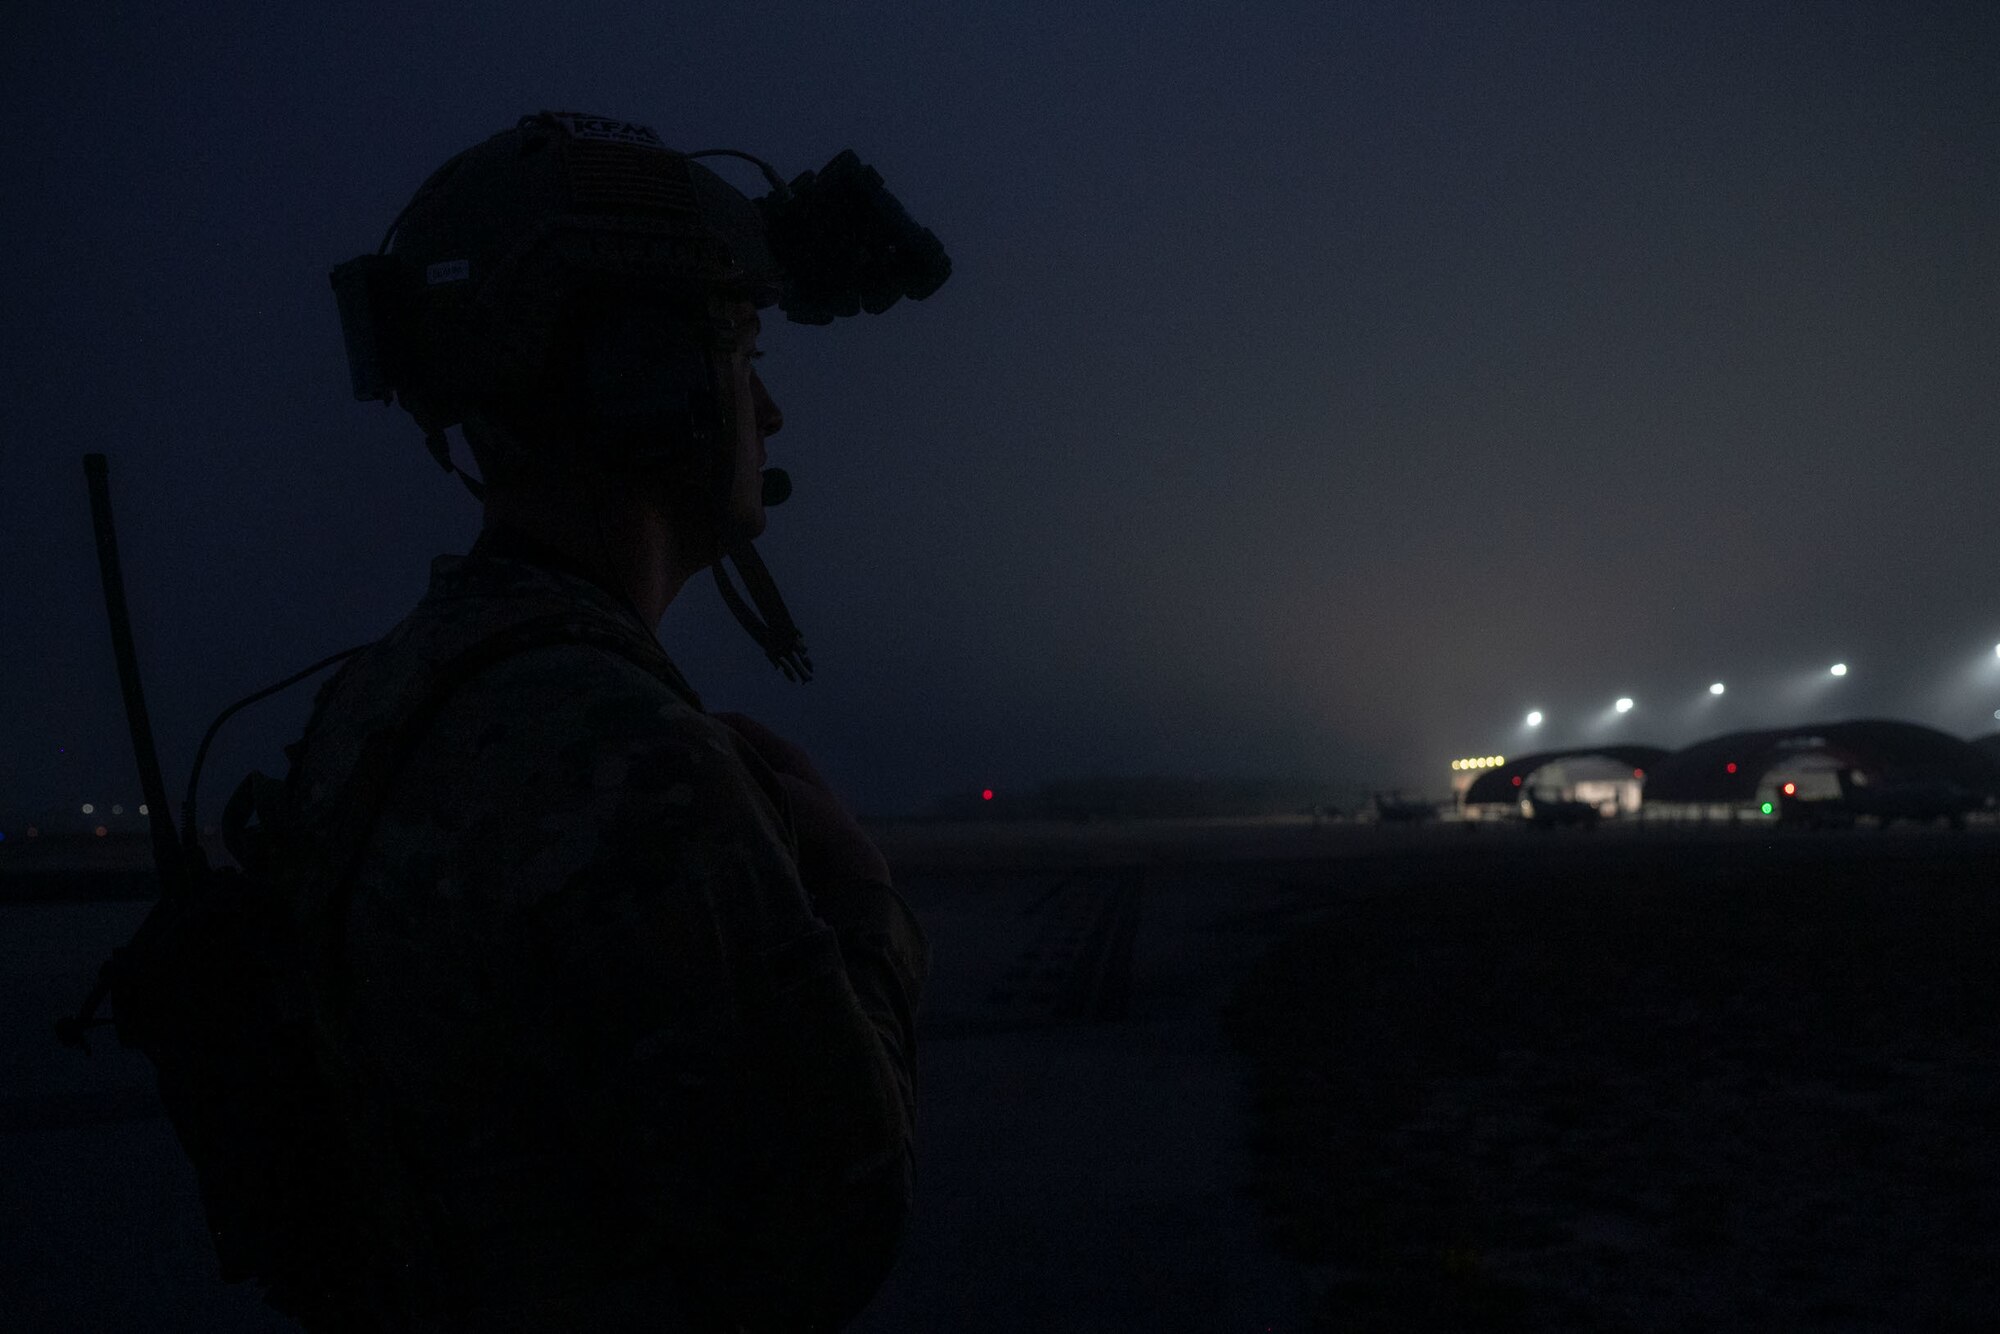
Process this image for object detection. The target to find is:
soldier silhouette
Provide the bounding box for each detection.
[276,110,943,1330]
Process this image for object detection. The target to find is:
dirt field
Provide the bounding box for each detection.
[1222,827,2000,1331]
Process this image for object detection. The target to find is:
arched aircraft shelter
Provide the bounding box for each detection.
[1639,720,2000,806]
[1464,746,1671,808]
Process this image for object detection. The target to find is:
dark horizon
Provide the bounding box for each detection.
[7,1,1998,824]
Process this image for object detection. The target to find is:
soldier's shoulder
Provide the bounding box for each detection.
[438,635,729,764]
[294,582,738,815]
[361,635,785,889]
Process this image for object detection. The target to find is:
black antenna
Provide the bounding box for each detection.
[83,454,185,893]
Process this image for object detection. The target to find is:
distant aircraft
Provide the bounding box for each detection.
[1519,787,1601,829]
[1371,791,1435,824]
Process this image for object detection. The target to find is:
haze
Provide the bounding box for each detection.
[4,1,1996,822]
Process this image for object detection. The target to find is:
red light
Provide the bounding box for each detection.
[1633,768,1645,779]
[981,789,994,801]
[1783,782,1796,796]
[1726,763,1737,774]
[1510,775,1522,787]
[94,825,108,838]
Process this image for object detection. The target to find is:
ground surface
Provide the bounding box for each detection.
[1222,826,2000,1332]
[2,819,1324,1332]
[5,820,1995,1331]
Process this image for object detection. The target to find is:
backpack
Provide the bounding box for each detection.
[57,610,697,1329]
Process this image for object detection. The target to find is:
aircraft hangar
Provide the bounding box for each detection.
[1637,720,2000,817]
[1462,746,1670,816]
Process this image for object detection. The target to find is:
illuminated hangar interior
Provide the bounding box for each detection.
[1459,747,1668,816]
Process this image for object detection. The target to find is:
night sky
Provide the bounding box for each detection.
[6,2,1998,824]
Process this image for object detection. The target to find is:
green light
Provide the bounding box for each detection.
[1761,802,1773,815]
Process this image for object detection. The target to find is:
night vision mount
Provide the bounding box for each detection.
[328,111,952,682]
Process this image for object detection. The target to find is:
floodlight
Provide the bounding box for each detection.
[1709,682,1725,695]
[1614,697,1634,713]
[1830,663,1847,677]
[1525,710,1543,727]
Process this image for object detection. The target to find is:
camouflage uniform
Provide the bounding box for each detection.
[274,524,929,1332]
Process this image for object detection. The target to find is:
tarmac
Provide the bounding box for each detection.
[2,820,1333,1332]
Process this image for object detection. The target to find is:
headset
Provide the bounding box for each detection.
[328,110,951,681]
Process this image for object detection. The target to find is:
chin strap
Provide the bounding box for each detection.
[432,414,813,683]
[425,427,489,501]
[713,538,813,683]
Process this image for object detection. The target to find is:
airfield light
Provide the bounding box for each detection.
[981,789,994,801]
[1709,682,1725,696]
[138,804,148,815]
[1614,697,1634,713]
[1634,768,1645,779]
[81,803,94,815]
[1525,710,1543,727]
[1511,775,1523,787]
[0,831,6,843]
[1761,802,1774,815]
[1726,763,1737,774]
[1783,782,1796,795]
[94,825,108,838]
[112,804,124,815]
[1830,663,1847,677]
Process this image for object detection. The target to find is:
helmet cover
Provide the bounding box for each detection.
[385,111,779,455]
